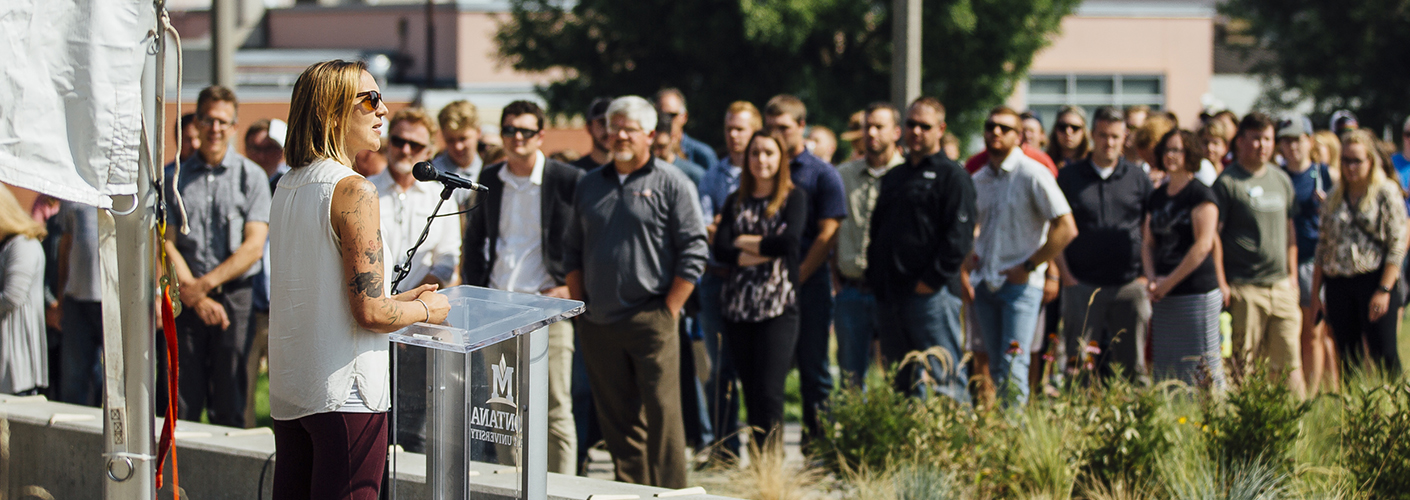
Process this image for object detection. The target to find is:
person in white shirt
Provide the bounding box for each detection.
[965,106,1078,405]
[367,107,462,453]
[461,100,585,474]
[269,59,449,498]
[370,108,462,290]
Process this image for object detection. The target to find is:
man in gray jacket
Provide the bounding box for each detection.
[564,95,708,489]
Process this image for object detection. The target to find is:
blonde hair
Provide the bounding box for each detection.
[1311,130,1341,172]
[437,100,479,133]
[284,60,366,168]
[1328,129,1389,212]
[0,189,46,241]
[1134,114,1174,151]
[725,101,762,130]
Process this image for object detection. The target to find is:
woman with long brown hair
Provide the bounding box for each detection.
[713,130,807,451]
[268,60,450,499]
[0,188,47,395]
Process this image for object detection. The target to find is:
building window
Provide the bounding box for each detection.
[1025,74,1164,128]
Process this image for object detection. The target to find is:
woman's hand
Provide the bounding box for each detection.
[1369,290,1391,322]
[738,253,772,267]
[1148,276,1174,303]
[393,283,438,301]
[417,289,450,324]
[1219,280,1231,309]
[733,234,763,256]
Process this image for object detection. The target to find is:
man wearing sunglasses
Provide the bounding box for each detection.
[962,114,1058,177]
[369,107,460,290]
[865,97,975,402]
[162,85,272,428]
[462,100,585,474]
[968,106,1078,405]
[367,108,462,453]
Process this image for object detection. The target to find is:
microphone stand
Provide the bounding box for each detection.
[390,185,456,295]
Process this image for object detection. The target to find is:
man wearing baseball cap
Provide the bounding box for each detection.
[1278,115,1334,392]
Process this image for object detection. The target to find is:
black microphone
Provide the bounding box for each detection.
[412,161,489,192]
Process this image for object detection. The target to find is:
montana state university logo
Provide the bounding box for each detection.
[487,354,517,409]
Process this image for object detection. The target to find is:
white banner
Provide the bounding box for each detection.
[0,0,151,208]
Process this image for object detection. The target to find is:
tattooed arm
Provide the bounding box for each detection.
[331,176,450,333]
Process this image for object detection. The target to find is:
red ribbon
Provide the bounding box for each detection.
[154,289,180,498]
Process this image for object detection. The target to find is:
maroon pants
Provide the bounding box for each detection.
[272,412,388,500]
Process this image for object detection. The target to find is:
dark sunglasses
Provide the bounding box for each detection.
[1056,123,1084,133]
[500,125,542,139]
[904,119,935,131]
[355,90,382,112]
[985,121,1018,135]
[1402,129,1410,138]
[389,135,427,153]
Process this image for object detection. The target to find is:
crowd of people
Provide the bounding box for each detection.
[4,58,1410,497]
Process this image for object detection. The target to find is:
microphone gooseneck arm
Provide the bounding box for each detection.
[390,186,456,295]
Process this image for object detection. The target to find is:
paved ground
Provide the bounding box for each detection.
[581,422,808,491]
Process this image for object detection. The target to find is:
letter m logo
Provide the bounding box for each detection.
[487,353,517,409]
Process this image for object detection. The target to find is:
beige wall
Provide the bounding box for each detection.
[267,6,460,83]
[1010,15,1213,126]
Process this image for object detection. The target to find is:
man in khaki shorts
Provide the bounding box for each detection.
[1212,112,1305,397]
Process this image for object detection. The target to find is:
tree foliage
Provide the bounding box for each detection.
[1221,0,1410,132]
[495,0,1078,148]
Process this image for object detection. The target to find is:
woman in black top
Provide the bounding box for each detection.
[1141,129,1227,389]
[713,131,807,451]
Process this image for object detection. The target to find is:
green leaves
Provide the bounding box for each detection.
[494,0,1078,147]
[1221,0,1410,130]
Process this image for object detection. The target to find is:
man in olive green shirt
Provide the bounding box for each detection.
[1213,112,1305,398]
[832,102,905,387]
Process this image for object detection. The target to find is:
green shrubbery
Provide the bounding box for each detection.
[809,364,1410,499]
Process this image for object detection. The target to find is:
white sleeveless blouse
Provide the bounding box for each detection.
[268,158,392,420]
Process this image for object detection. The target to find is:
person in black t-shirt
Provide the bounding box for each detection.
[1142,129,1226,389]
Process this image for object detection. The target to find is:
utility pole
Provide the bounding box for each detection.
[425,0,436,88]
[891,0,921,110]
[212,0,236,88]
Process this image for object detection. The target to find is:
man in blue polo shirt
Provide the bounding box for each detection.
[763,94,847,440]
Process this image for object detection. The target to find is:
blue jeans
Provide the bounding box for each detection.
[876,287,968,402]
[834,284,877,389]
[696,273,740,457]
[972,281,1045,405]
[795,269,834,438]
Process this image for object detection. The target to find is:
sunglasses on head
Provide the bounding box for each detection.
[985,120,1018,135]
[500,125,542,139]
[904,120,935,131]
[389,135,427,153]
[355,90,382,112]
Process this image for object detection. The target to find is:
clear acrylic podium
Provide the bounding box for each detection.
[388,286,584,500]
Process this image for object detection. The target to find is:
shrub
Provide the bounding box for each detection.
[1203,364,1310,469]
[1340,379,1410,499]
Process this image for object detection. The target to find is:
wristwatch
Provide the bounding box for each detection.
[1022,259,1038,272]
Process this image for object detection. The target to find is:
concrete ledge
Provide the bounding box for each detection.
[0,395,741,500]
